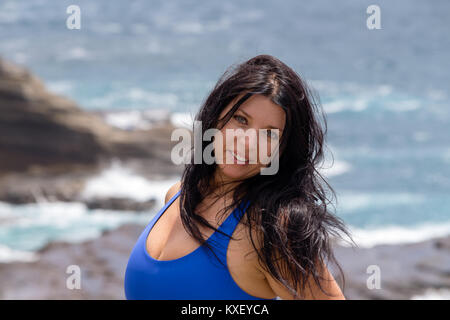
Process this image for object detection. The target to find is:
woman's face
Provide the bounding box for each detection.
[213,93,286,183]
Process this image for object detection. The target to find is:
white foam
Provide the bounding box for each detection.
[309,80,393,97]
[91,88,178,110]
[316,145,352,178]
[59,47,93,61]
[323,98,369,113]
[385,99,421,112]
[318,159,351,178]
[47,80,74,96]
[81,159,180,203]
[0,169,179,262]
[335,191,426,214]
[172,18,231,34]
[410,288,450,300]
[338,222,450,248]
[0,200,157,261]
[170,112,195,129]
[0,244,39,263]
[0,160,177,262]
[105,110,149,130]
[309,80,426,114]
[104,108,170,130]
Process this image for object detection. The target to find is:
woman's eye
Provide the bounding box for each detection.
[233,115,247,124]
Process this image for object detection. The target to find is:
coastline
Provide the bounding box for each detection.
[332,234,450,299]
[0,223,448,299]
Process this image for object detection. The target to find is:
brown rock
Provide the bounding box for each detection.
[0,57,185,204]
[0,56,181,175]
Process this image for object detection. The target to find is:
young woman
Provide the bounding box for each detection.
[124,54,353,300]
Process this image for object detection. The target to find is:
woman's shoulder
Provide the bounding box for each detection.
[164,181,182,204]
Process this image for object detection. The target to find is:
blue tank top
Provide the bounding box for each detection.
[124,189,277,300]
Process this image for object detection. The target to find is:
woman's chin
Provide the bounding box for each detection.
[217,164,257,180]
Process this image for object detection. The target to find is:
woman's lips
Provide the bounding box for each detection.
[226,150,249,164]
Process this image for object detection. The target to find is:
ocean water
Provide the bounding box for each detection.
[0,0,449,261]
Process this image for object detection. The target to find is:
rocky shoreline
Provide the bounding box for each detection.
[0,56,184,210]
[0,223,448,300]
[332,235,450,299]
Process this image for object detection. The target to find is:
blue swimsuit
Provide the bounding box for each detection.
[124,190,276,300]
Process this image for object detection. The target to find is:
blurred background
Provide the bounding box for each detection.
[0,0,449,299]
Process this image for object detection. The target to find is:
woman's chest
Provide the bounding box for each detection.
[145,200,276,299]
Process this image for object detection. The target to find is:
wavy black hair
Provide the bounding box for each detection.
[178,54,354,299]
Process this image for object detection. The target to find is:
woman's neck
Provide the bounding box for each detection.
[210,169,242,197]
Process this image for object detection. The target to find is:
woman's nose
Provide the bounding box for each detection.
[234,128,258,159]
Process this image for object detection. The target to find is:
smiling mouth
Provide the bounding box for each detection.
[226,150,249,164]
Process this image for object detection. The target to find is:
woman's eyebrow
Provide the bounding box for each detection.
[238,109,283,131]
[238,109,253,119]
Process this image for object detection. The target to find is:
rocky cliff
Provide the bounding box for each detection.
[0,57,184,205]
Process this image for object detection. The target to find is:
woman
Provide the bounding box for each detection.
[124,54,353,300]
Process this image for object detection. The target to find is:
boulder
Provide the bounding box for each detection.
[0,57,184,204]
[0,56,180,175]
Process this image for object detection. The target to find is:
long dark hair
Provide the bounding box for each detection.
[178,54,354,299]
